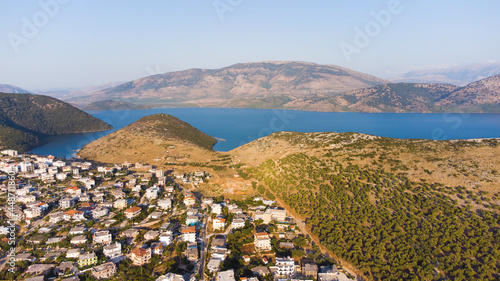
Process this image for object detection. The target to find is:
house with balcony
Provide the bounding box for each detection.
[78,252,97,267]
[129,248,151,266]
[213,217,226,231]
[274,256,295,278]
[254,232,272,251]
[159,231,173,246]
[103,242,122,259]
[91,262,117,279]
[182,226,196,243]
[63,210,85,221]
[124,206,142,219]
[93,230,112,244]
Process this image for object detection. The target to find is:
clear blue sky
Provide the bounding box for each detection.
[1,0,500,90]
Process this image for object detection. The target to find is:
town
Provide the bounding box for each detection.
[0,149,355,281]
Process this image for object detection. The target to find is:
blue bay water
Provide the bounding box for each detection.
[30,108,500,159]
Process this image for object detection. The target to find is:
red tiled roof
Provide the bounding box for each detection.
[182,226,196,233]
[130,248,149,257]
[124,206,141,213]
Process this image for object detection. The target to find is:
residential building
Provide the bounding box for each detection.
[254,232,272,251]
[206,258,222,273]
[91,262,117,279]
[212,203,222,215]
[232,218,245,229]
[78,252,98,267]
[122,228,140,238]
[151,242,164,255]
[203,198,214,205]
[48,212,63,224]
[303,263,318,279]
[70,235,87,245]
[129,248,151,266]
[24,207,42,220]
[69,226,86,235]
[186,244,198,262]
[65,186,82,196]
[63,210,85,221]
[159,231,173,246]
[18,195,36,204]
[114,199,127,209]
[275,256,295,277]
[59,197,76,209]
[251,266,270,277]
[182,226,196,243]
[213,217,226,231]
[103,242,122,258]
[318,265,340,281]
[183,196,196,207]
[158,199,172,210]
[156,273,185,281]
[66,249,81,259]
[124,206,141,219]
[92,207,109,219]
[216,269,236,281]
[93,230,112,244]
[186,215,199,226]
[144,230,159,241]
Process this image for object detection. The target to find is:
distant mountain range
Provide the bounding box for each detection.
[67,61,387,109]
[0,93,112,152]
[5,61,500,114]
[0,84,31,94]
[37,81,126,99]
[391,62,500,86]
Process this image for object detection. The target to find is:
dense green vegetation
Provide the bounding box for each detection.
[128,114,217,150]
[0,92,112,151]
[246,151,499,280]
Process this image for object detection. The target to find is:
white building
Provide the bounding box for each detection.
[156,273,185,281]
[18,195,36,204]
[158,199,172,210]
[182,226,196,243]
[212,204,222,215]
[93,230,112,244]
[66,249,81,259]
[232,218,245,229]
[254,232,272,251]
[216,269,236,281]
[159,231,173,246]
[103,242,122,258]
[213,217,226,231]
[114,199,127,209]
[92,207,109,219]
[275,256,295,277]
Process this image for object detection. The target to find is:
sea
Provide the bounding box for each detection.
[29,108,500,159]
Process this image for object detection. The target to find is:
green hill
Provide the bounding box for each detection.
[0,92,112,152]
[114,113,216,150]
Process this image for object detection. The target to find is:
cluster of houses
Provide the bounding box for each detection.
[0,150,354,281]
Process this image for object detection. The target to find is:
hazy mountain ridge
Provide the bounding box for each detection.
[392,62,500,86]
[291,75,500,113]
[69,61,387,109]
[435,74,500,112]
[0,84,31,94]
[0,93,112,152]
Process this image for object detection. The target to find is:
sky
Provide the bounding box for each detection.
[1,0,500,90]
